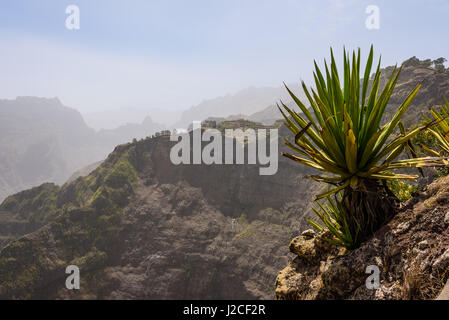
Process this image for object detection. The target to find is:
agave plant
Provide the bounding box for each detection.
[421,99,449,156]
[279,46,444,246]
[307,195,356,249]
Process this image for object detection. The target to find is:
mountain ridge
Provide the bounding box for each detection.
[0,127,320,299]
[0,97,164,202]
[172,85,305,129]
[1,57,449,299]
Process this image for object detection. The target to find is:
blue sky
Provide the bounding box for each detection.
[0,0,448,115]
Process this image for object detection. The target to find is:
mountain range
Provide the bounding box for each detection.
[0,97,164,202]
[0,57,448,299]
[172,85,305,129]
[0,82,309,203]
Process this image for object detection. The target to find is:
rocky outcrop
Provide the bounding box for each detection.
[276,176,449,300]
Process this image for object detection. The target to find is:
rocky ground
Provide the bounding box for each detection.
[276,175,449,300]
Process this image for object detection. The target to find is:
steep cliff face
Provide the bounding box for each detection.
[0,128,321,299]
[275,175,449,300]
[381,57,449,126]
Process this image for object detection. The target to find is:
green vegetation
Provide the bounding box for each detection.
[182,262,192,282]
[0,139,147,298]
[414,126,439,152]
[237,212,249,225]
[234,227,254,240]
[279,46,444,248]
[307,195,355,249]
[0,183,60,226]
[413,100,449,177]
[422,99,449,156]
[386,180,417,202]
[71,248,108,269]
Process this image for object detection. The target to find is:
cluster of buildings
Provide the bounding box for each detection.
[154,130,171,137]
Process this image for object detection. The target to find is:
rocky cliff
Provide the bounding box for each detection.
[276,175,449,300]
[273,57,449,300]
[381,57,449,126]
[0,125,321,299]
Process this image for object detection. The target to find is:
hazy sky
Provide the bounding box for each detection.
[0,0,448,115]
